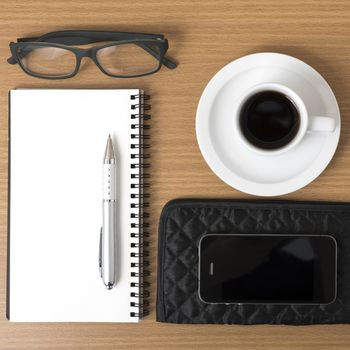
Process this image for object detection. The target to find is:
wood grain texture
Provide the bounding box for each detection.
[1,0,350,348]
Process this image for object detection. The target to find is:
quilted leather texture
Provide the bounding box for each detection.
[156,199,350,324]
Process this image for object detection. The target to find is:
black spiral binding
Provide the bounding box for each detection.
[130,92,150,318]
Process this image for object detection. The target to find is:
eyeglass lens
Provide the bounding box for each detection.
[96,42,161,76]
[17,45,77,77]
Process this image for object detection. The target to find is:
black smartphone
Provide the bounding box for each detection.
[198,234,337,305]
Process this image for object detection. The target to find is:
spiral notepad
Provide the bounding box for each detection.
[7,89,150,322]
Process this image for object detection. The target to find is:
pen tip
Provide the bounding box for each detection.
[108,134,111,139]
[104,135,115,161]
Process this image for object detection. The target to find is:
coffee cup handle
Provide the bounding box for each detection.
[307,116,336,133]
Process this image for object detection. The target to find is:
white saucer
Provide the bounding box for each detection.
[196,53,340,196]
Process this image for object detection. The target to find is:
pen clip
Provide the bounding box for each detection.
[99,227,103,278]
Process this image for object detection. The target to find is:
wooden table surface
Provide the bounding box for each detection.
[1,0,350,349]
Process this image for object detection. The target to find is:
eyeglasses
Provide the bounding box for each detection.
[8,30,177,79]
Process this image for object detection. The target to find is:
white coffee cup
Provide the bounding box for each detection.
[232,83,336,156]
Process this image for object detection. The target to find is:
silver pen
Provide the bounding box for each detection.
[99,134,117,289]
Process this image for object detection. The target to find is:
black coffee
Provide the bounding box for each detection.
[239,91,300,150]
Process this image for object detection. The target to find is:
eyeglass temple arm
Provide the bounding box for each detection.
[137,42,177,69]
[7,45,30,64]
[8,33,177,69]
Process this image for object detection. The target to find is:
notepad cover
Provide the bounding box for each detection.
[7,89,148,322]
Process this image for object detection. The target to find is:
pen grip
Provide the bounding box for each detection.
[103,163,116,200]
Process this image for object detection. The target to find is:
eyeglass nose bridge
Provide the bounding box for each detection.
[74,48,98,72]
[75,47,95,59]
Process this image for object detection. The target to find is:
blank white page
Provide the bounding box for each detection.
[9,89,140,322]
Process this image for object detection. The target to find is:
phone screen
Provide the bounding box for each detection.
[199,234,337,304]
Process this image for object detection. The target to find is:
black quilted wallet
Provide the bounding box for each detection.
[156,199,350,324]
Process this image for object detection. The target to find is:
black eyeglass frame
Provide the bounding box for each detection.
[8,30,177,79]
